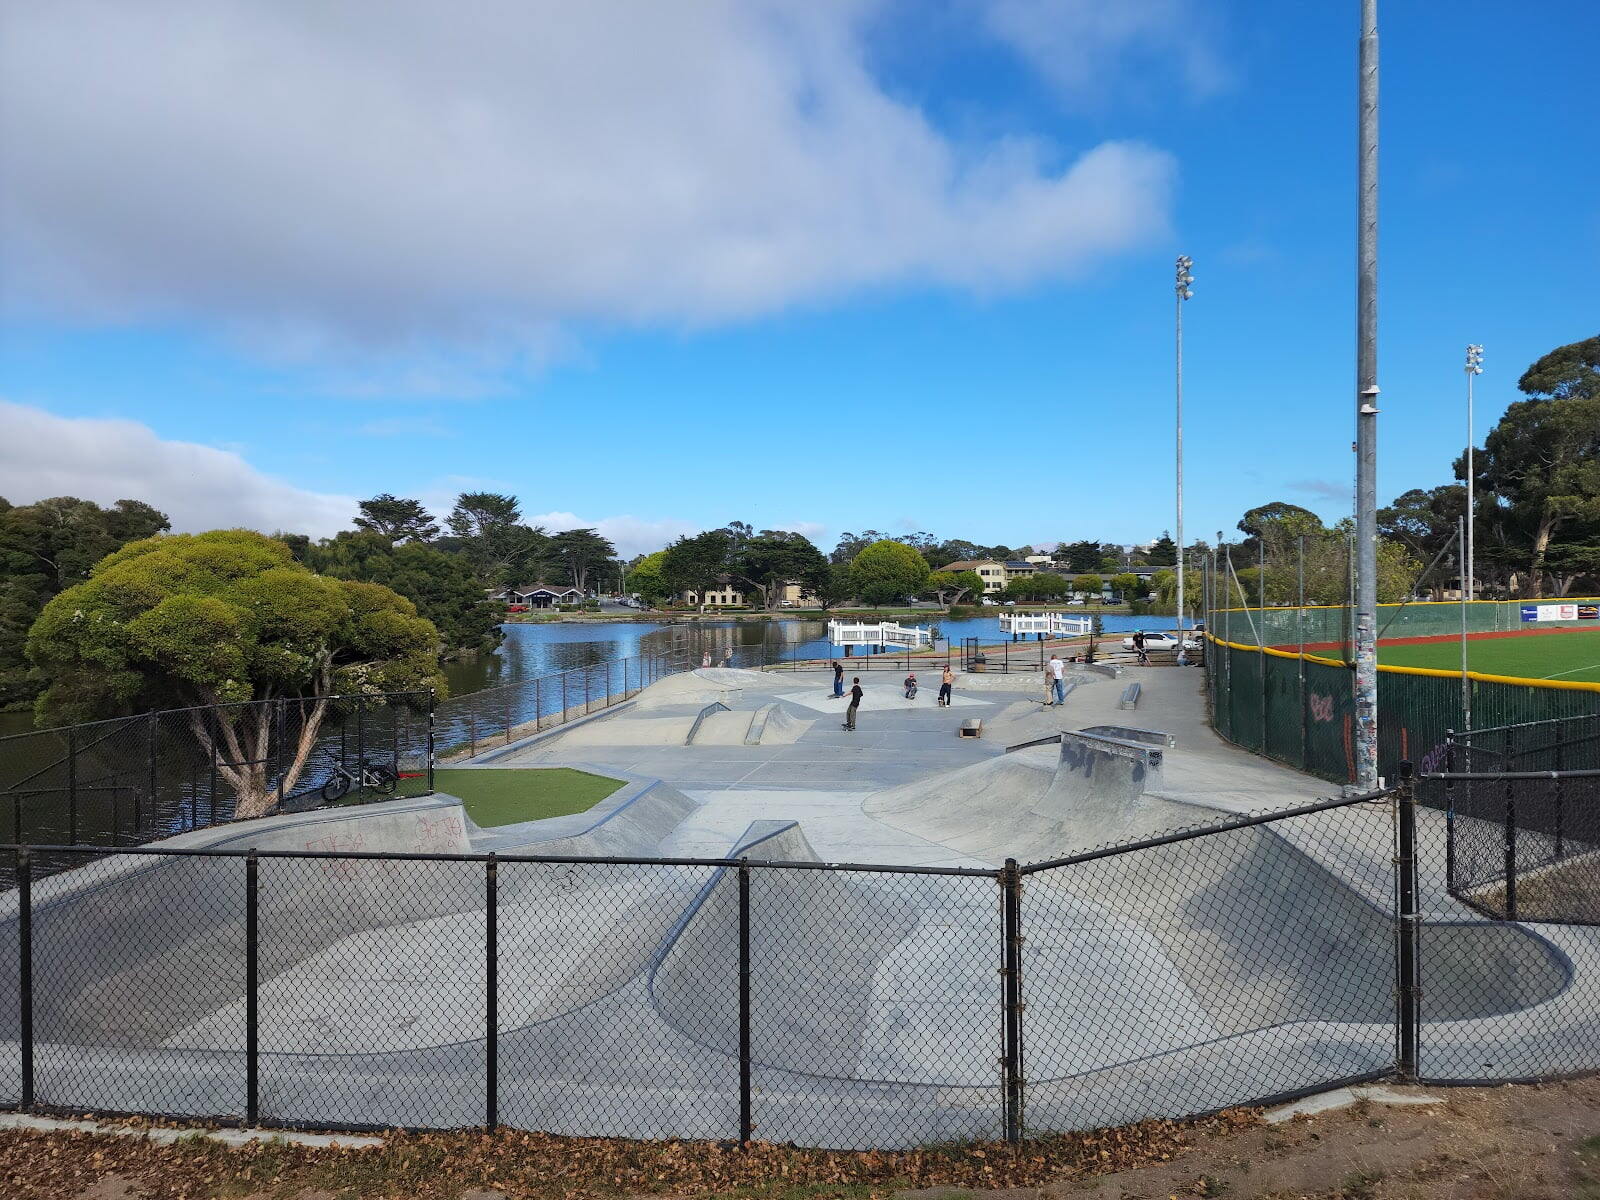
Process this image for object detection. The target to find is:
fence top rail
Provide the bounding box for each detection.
[0,842,999,878]
[1019,789,1393,875]
[1423,769,1600,782]
[0,689,435,745]
[1454,713,1600,740]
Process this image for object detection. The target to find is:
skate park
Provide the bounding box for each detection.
[0,661,1595,1148]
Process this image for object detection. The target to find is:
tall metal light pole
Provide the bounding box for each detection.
[1175,255,1194,665]
[1464,344,1484,600]
[1353,0,1382,790]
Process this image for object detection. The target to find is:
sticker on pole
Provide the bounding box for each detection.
[1521,603,1580,622]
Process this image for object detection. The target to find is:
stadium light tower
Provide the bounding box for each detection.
[1175,254,1194,664]
[1464,344,1484,601]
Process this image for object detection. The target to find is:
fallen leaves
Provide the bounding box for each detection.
[0,1107,1261,1200]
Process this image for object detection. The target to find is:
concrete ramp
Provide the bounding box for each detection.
[548,714,698,746]
[651,822,937,1079]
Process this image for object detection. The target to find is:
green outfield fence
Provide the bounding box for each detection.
[1206,601,1600,786]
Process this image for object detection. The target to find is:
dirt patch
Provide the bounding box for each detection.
[13,1078,1600,1199]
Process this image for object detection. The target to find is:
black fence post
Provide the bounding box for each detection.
[1394,762,1419,1081]
[486,853,499,1130]
[18,847,33,1111]
[737,860,753,1145]
[67,727,78,844]
[561,670,568,725]
[1443,731,1456,895]
[1504,771,1518,921]
[355,697,366,784]
[1000,858,1025,1144]
[274,700,286,812]
[1554,732,1566,861]
[427,689,437,795]
[147,712,159,840]
[245,850,259,1126]
[204,726,215,831]
[502,682,512,745]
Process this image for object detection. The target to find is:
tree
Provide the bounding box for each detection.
[831,530,886,564]
[27,531,442,818]
[1378,486,1465,590]
[1237,502,1325,556]
[731,531,828,611]
[625,550,671,606]
[1111,572,1142,601]
[721,520,754,555]
[925,539,988,570]
[354,494,439,543]
[549,528,616,593]
[850,539,931,607]
[1146,533,1177,566]
[446,493,548,584]
[926,569,983,606]
[1474,334,1600,596]
[1004,572,1068,602]
[661,530,733,610]
[815,562,856,611]
[1073,573,1103,600]
[304,531,501,655]
[0,496,170,709]
[1062,540,1102,573]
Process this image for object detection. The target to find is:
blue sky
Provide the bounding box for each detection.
[0,1,1594,557]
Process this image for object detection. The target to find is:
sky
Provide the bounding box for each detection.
[0,0,1595,559]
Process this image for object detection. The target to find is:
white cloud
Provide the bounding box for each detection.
[526,511,700,560]
[0,1,1175,347]
[981,0,1227,102]
[0,401,356,537]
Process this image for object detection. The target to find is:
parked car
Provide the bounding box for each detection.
[981,597,998,606]
[1122,632,1198,652]
[1066,598,1085,606]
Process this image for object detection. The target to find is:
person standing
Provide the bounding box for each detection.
[1133,630,1147,665]
[843,677,863,731]
[701,650,712,669]
[938,664,954,707]
[832,660,845,698]
[1046,653,1066,706]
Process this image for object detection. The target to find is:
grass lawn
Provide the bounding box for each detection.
[432,767,625,828]
[1376,628,1600,683]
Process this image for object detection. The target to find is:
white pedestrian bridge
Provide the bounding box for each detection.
[998,611,1093,638]
[827,620,932,649]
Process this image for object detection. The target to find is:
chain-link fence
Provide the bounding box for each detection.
[0,693,434,856]
[434,652,682,760]
[7,769,1600,1146]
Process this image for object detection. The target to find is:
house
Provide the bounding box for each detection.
[680,576,747,607]
[943,559,1010,594]
[1004,560,1037,579]
[501,582,585,609]
[780,580,822,607]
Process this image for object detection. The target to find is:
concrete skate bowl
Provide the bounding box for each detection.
[865,732,1199,864]
[650,821,1012,1143]
[0,793,715,1128]
[1018,815,1572,1133]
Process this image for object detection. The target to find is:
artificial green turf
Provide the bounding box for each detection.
[432,767,625,828]
[1375,628,1600,683]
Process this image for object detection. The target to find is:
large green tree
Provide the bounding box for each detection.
[305,531,501,655]
[548,528,616,593]
[850,539,930,607]
[27,531,443,818]
[1061,540,1102,573]
[662,530,733,610]
[1474,334,1600,596]
[815,562,856,611]
[0,496,170,709]
[625,550,671,606]
[731,530,828,611]
[446,492,549,584]
[926,569,983,606]
[354,494,439,543]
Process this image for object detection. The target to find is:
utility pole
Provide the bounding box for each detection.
[1175,255,1194,665]
[1353,0,1382,790]
[1464,345,1483,600]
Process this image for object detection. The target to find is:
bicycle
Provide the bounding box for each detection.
[321,756,398,802]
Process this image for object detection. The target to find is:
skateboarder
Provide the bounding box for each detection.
[1045,654,1066,706]
[843,677,863,730]
[832,660,845,698]
[938,664,954,707]
[1133,630,1148,664]
[903,671,918,700]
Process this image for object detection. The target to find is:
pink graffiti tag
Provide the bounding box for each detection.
[1308,693,1335,723]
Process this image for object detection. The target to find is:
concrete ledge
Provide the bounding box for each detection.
[1086,663,1123,679]
[744,703,777,746]
[1080,725,1177,749]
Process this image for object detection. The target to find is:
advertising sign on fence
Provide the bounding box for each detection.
[1521,603,1581,622]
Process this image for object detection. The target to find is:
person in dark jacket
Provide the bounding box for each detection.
[843,678,863,730]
